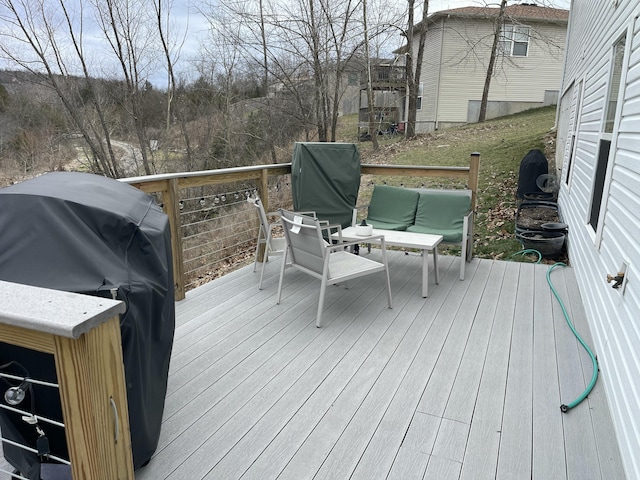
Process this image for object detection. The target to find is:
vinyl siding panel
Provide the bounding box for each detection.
[558,2,640,478]
[425,17,565,124]
[416,19,446,125]
[436,19,488,123]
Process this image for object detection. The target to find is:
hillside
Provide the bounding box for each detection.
[342,106,559,261]
[1,103,559,262]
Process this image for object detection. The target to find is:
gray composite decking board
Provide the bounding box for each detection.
[458,261,521,480]
[431,417,469,463]
[175,262,257,325]
[387,410,441,480]
[275,256,466,480]
[386,445,430,480]
[401,411,441,455]
[415,260,500,419]
[137,256,405,480]
[564,267,627,480]
[550,265,602,480]
[495,262,535,480]
[442,260,510,425]
[532,264,567,480]
[208,256,428,480]
[386,412,440,480]
[160,274,330,422]
[168,269,314,378]
[1,255,629,480]
[171,250,383,381]
[235,257,432,480]
[230,256,450,478]
[137,273,340,476]
[149,252,421,479]
[424,455,463,480]
[0,458,11,478]
[166,271,323,396]
[344,260,491,480]
[170,272,415,479]
[309,259,485,480]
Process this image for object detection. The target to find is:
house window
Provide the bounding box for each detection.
[499,25,530,57]
[565,80,583,187]
[348,73,358,86]
[589,34,626,232]
[416,83,423,110]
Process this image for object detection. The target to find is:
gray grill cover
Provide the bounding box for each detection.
[292,142,361,228]
[0,172,174,477]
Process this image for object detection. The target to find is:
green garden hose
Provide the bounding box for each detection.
[512,249,598,412]
[511,248,542,263]
[546,262,599,413]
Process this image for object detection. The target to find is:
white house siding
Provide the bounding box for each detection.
[414,15,565,131]
[416,18,446,129]
[488,22,565,100]
[558,1,640,478]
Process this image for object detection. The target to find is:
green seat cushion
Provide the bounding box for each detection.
[366,185,419,231]
[366,219,412,231]
[409,190,471,242]
[407,224,463,242]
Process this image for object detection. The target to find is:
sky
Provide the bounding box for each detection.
[428,0,571,11]
[164,0,572,85]
[0,0,572,89]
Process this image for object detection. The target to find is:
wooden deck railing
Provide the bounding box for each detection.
[123,153,480,301]
[0,281,133,479]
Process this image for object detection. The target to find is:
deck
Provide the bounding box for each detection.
[2,251,627,479]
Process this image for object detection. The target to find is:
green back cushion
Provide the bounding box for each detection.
[408,190,471,242]
[366,185,419,231]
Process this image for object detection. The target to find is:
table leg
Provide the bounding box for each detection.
[422,249,429,298]
[433,247,440,284]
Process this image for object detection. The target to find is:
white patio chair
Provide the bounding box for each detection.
[247,195,287,289]
[277,209,392,328]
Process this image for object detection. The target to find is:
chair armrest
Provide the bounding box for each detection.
[320,222,343,241]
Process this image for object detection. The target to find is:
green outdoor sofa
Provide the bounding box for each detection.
[356,184,474,280]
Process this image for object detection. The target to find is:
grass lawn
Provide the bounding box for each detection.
[335,106,560,263]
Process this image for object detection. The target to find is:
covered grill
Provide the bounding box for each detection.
[0,172,174,478]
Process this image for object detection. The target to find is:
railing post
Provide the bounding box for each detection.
[257,169,270,262]
[469,152,480,211]
[165,178,185,300]
[0,281,133,480]
[54,317,133,479]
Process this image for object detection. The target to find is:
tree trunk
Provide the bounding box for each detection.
[478,0,507,123]
[405,0,429,138]
[363,0,379,150]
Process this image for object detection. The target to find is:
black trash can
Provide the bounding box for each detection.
[0,172,175,478]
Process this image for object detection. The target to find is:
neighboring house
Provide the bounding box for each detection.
[555,2,640,479]
[404,4,568,133]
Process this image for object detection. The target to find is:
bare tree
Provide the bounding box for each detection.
[202,0,369,143]
[478,0,507,123]
[153,0,193,169]
[0,0,122,177]
[405,0,429,138]
[362,0,379,151]
[94,0,156,175]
